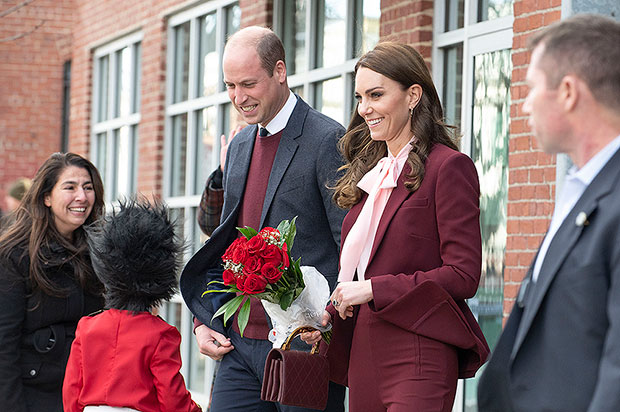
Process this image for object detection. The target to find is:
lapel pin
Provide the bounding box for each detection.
[575,211,589,227]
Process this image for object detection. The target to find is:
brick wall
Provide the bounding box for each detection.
[380,0,434,61]
[504,0,561,316]
[239,0,271,28]
[0,0,74,210]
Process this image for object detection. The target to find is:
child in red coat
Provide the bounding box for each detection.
[63,200,202,412]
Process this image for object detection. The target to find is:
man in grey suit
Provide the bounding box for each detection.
[478,14,620,412]
[181,26,346,411]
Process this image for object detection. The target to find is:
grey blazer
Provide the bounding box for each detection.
[181,96,346,334]
[478,147,620,412]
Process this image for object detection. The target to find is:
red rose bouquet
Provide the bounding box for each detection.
[204,218,331,344]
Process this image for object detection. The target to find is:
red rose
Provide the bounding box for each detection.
[280,248,290,268]
[235,274,246,292]
[243,273,268,294]
[222,269,236,286]
[261,263,283,283]
[247,235,267,255]
[224,237,245,258]
[223,237,247,261]
[242,255,262,276]
[261,244,283,266]
[232,239,250,263]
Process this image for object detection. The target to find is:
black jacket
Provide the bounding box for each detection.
[0,245,103,412]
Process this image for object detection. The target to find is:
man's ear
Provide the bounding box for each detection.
[559,75,579,112]
[274,60,287,84]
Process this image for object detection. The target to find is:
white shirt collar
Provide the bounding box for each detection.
[569,133,620,185]
[259,91,297,136]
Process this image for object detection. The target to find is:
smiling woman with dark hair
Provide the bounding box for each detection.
[0,152,105,412]
[303,43,489,412]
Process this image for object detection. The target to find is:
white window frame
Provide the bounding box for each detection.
[433,3,513,412]
[273,0,380,125]
[91,32,143,204]
[163,2,239,407]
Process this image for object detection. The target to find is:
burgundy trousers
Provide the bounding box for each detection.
[347,305,458,412]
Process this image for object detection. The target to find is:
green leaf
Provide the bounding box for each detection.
[201,288,237,297]
[237,226,258,239]
[207,280,226,286]
[279,290,294,311]
[276,219,290,236]
[237,298,251,337]
[211,295,244,326]
[285,216,297,251]
[223,295,244,325]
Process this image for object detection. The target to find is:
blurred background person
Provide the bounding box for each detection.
[1,177,32,230]
[0,152,105,412]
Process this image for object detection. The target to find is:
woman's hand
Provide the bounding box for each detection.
[331,280,373,320]
[300,311,331,345]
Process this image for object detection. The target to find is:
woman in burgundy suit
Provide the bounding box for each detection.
[304,42,489,412]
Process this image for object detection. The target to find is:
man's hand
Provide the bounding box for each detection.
[220,125,244,172]
[195,324,234,360]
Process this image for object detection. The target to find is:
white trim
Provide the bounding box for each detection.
[168,0,234,27]
[93,32,143,58]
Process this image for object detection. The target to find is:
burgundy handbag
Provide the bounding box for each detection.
[260,326,329,410]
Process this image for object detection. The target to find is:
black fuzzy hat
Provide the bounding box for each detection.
[86,199,184,312]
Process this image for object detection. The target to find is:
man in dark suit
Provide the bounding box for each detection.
[181,26,346,411]
[478,14,620,412]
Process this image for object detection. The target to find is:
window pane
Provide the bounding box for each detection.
[95,132,107,188]
[97,56,109,122]
[226,4,241,37]
[315,0,346,68]
[173,22,190,103]
[170,207,186,242]
[223,101,244,134]
[445,0,464,31]
[353,0,380,57]
[195,106,217,195]
[114,125,137,199]
[478,0,513,22]
[115,46,133,118]
[281,0,306,74]
[171,114,188,197]
[132,43,141,113]
[199,13,218,97]
[466,48,511,411]
[314,77,344,126]
[291,85,304,100]
[442,43,463,129]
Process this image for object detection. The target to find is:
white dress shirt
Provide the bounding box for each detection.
[532,134,620,282]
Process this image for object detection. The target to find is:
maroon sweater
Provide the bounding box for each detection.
[232,129,283,339]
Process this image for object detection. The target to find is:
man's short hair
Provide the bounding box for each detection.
[255,29,286,76]
[529,13,620,111]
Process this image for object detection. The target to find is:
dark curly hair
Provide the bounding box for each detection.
[85,199,184,313]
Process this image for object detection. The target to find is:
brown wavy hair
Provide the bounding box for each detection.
[332,42,458,209]
[0,152,105,296]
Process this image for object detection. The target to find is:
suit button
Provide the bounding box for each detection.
[29,369,36,376]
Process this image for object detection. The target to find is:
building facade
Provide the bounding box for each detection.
[1,0,618,410]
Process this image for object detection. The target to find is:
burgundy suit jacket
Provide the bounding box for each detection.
[327,143,490,385]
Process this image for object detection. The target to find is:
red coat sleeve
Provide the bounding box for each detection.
[151,327,202,412]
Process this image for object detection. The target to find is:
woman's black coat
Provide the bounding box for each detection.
[0,245,103,412]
